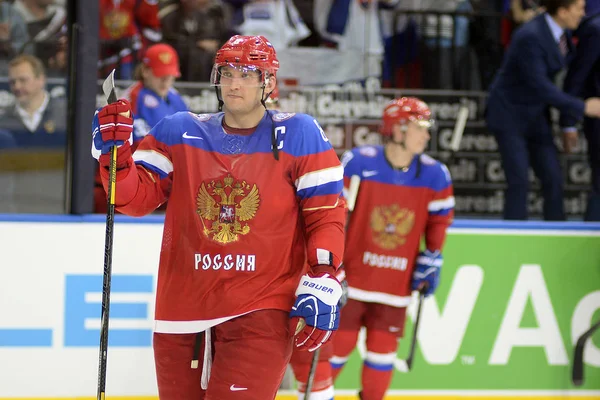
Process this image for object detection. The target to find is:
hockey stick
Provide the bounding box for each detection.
[396,289,426,373]
[303,175,361,400]
[445,104,468,165]
[97,69,119,400]
[572,319,600,386]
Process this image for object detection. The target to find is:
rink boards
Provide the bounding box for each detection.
[0,215,599,399]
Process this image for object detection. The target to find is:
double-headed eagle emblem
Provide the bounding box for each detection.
[196,174,260,244]
[370,204,415,250]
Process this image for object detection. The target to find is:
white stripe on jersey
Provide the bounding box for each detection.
[348,287,411,307]
[133,149,174,175]
[295,165,343,191]
[428,196,455,212]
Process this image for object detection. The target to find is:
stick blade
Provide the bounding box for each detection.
[102,69,117,104]
[572,338,585,386]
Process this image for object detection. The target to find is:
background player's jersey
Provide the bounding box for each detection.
[342,145,454,307]
[122,82,188,143]
[99,0,161,41]
[95,111,345,333]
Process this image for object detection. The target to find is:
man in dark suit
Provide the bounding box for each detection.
[486,0,600,221]
[562,11,600,220]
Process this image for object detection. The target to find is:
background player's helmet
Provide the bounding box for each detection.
[380,97,433,136]
[210,35,280,87]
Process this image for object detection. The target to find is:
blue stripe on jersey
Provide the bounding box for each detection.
[147,111,335,158]
[364,360,395,372]
[296,180,343,199]
[134,160,169,179]
[430,208,453,216]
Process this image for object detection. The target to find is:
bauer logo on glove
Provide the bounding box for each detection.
[289,272,342,352]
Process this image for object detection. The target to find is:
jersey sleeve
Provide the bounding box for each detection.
[98,113,180,216]
[426,161,454,252]
[291,115,346,270]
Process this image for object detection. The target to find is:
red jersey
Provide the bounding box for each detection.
[99,0,161,41]
[96,111,346,333]
[341,145,454,307]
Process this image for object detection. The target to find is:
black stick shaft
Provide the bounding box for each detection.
[97,88,118,400]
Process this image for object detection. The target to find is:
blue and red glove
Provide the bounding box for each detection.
[411,250,442,297]
[289,271,342,352]
[91,99,134,169]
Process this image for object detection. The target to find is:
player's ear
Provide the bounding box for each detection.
[266,75,276,92]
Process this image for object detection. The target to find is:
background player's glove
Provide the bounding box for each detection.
[91,99,134,169]
[411,250,442,297]
[289,271,342,352]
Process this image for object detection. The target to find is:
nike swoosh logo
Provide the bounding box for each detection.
[230,385,248,391]
[182,132,203,140]
[362,170,378,177]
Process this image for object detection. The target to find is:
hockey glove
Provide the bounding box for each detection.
[91,100,134,169]
[411,250,442,297]
[289,272,342,352]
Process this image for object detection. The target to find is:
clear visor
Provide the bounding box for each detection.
[210,64,266,87]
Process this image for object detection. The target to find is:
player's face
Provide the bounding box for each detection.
[8,62,45,107]
[403,121,431,154]
[219,65,274,114]
[143,69,176,98]
[558,0,586,30]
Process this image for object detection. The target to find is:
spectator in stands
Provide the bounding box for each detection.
[98,0,162,80]
[562,10,600,220]
[418,0,474,90]
[94,43,187,213]
[12,0,67,76]
[511,0,545,25]
[0,1,31,75]
[160,0,233,82]
[485,0,600,221]
[0,54,66,148]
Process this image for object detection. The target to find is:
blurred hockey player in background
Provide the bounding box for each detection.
[330,97,454,400]
[98,0,162,80]
[91,35,346,400]
[94,43,187,213]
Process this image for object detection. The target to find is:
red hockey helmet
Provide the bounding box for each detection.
[380,97,433,136]
[211,35,280,87]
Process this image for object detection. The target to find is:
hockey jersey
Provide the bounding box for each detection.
[99,0,161,41]
[341,145,454,307]
[96,111,346,333]
[122,82,188,142]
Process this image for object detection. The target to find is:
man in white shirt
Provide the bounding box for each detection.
[0,54,66,147]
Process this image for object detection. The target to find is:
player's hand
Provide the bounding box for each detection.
[411,250,442,297]
[289,271,342,352]
[562,131,578,154]
[584,98,600,118]
[91,99,134,168]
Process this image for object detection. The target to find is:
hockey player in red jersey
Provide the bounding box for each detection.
[330,97,454,400]
[91,35,346,400]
